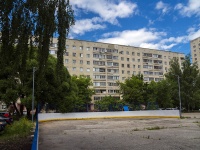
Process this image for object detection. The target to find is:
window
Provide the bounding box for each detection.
[51,43,57,47]
[73,53,76,57]
[80,46,83,50]
[127,71,130,74]
[49,50,56,54]
[194,54,197,57]
[73,60,76,64]
[72,45,76,49]
[127,64,130,68]
[132,58,135,62]
[133,71,136,75]
[72,67,76,71]
[66,45,69,49]
[164,56,166,59]
[87,68,90,72]
[80,67,83,71]
[122,70,124,74]
[80,60,83,64]
[137,53,140,56]
[86,47,90,51]
[87,61,90,65]
[80,53,83,57]
[121,57,124,61]
[65,59,68,64]
[126,51,129,55]
[65,52,69,56]
[138,65,141,68]
[132,52,135,56]
[133,65,135,68]
[122,77,126,80]
[94,96,102,100]
[113,56,118,60]
[121,64,124,67]
[138,59,140,62]
[127,58,129,61]
[119,51,124,54]
[165,61,167,65]
[87,54,90,58]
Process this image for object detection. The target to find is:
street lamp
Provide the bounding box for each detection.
[177,75,182,118]
[32,67,37,122]
[172,74,182,118]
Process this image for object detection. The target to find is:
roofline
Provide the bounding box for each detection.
[63,38,185,55]
[190,37,200,42]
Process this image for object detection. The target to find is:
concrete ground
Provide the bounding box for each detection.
[39,113,200,150]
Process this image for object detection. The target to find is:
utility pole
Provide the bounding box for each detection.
[177,75,182,118]
[32,67,37,122]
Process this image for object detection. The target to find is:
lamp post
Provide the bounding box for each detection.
[32,67,37,122]
[177,75,182,118]
[171,73,182,118]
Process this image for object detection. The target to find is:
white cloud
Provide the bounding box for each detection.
[175,0,200,17]
[98,28,166,49]
[70,17,106,36]
[97,28,191,50]
[70,0,137,24]
[187,28,200,40]
[155,1,170,14]
[160,36,188,44]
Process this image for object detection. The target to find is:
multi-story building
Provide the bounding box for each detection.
[191,37,200,68]
[49,38,185,107]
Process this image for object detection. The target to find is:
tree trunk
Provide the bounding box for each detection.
[13,101,21,117]
[187,104,190,112]
[20,104,24,116]
[27,108,31,120]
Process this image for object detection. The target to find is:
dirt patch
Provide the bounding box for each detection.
[0,135,32,150]
[39,113,200,150]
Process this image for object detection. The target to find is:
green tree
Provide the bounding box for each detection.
[165,57,182,108]
[95,96,123,111]
[118,74,144,108]
[156,79,173,108]
[0,0,76,115]
[72,75,94,111]
[166,55,200,111]
[181,55,199,111]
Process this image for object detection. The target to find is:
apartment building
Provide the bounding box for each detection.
[191,37,200,68]
[49,38,185,106]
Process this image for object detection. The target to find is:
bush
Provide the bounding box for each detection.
[3,117,34,137]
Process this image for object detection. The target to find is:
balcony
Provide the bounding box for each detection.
[143,53,153,58]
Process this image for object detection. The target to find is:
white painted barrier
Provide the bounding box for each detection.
[38,110,180,122]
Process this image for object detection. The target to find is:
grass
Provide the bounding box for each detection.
[193,121,199,123]
[132,128,140,131]
[180,116,191,119]
[193,121,200,127]
[146,126,165,130]
[0,117,34,141]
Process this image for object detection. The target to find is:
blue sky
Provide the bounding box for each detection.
[69,0,200,55]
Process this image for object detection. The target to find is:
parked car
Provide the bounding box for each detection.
[0,115,13,124]
[0,120,7,132]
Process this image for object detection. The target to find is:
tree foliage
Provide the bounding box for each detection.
[0,0,79,116]
[95,96,124,111]
[118,74,146,108]
[165,55,200,111]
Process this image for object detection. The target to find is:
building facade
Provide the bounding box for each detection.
[191,37,200,68]
[50,38,185,105]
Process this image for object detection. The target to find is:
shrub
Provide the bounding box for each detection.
[3,117,34,137]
